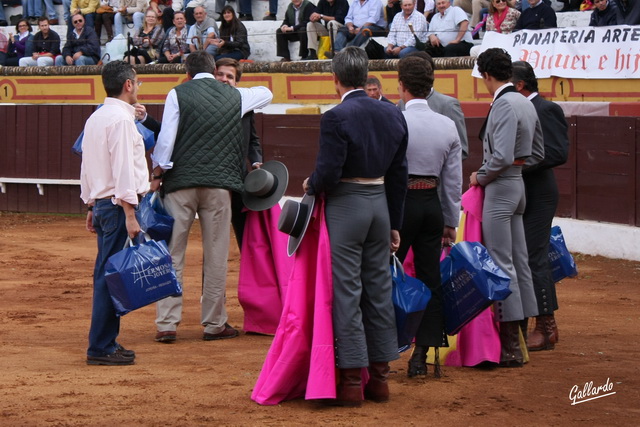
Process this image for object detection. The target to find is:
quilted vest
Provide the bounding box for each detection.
[162,78,244,194]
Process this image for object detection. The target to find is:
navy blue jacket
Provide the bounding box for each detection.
[515,1,557,30]
[589,1,624,26]
[308,90,408,229]
[62,26,101,62]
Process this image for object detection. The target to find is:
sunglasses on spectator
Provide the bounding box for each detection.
[18,24,28,27]
[73,19,84,24]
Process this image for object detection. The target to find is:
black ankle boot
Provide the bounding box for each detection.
[408,345,428,378]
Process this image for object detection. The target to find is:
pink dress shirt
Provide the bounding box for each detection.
[80,97,150,206]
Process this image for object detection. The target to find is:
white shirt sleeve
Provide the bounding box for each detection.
[151,89,179,170]
[238,86,274,117]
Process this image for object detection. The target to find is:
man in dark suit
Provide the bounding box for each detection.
[365,76,394,103]
[304,46,408,406]
[512,61,569,352]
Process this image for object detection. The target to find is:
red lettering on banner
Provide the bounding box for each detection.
[598,55,608,70]
[521,50,591,71]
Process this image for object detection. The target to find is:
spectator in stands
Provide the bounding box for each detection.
[486,0,520,33]
[55,12,101,65]
[365,76,394,103]
[176,0,213,25]
[5,19,34,66]
[305,0,348,60]
[146,0,177,30]
[213,6,250,60]
[124,9,163,63]
[589,0,624,26]
[386,0,402,27]
[95,0,120,43]
[385,0,428,59]
[0,4,8,27]
[19,17,61,66]
[0,32,8,65]
[159,11,189,63]
[276,0,316,61]
[114,0,147,37]
[334,0,387,52]
[43,0,60,25]
[187,5,219,55]
[70,0,100,31]
[454,0,489,28]
[514,0,557,30]
[426,0,473,57]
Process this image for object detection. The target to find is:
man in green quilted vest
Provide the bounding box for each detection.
[150,51,273,343]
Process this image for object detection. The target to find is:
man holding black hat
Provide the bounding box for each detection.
[304,46,408,406]
[150,51,272,343]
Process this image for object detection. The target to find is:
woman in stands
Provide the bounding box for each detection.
[5,19,34,66]
[159,11,189,63]
[212,5,250,61]
[124,9,163,64]
[485,0,520,34]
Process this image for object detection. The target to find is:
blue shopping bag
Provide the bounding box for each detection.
[72,105,155,156]
[441,241,511,335]
[105,235,182,316]
[136,192,174,244]
[548,225,578,282]
[391,254,431,352]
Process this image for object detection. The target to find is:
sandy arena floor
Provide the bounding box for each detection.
[0,212,638,426]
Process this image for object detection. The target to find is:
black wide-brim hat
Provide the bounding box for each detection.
[242,160,289,211]
[278,194,316,257]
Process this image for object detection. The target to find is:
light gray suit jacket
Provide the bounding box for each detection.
[477,90,544,186]
[398,89,469,160]
[403,101,462,228]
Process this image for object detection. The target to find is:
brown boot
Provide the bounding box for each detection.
[548,315,559,343]
[364,362,390,403]
[527,314,557,351]
[499,321,524,367]
[329,368,362,407]
[407,345,428,378]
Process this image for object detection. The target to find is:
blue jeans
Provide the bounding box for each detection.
[335,24,386,51]
[23,0,43,18]
[0,6,6,22]
[88,200,129,357]
[43,0,58,20]
[114,12,144,36]
[384,46,418,59]
[55,55,97,65]
[239,0,277,15]
[63,0,72,24]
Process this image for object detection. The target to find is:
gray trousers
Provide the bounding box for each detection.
[482,175,539,322]
[325,183,399,369]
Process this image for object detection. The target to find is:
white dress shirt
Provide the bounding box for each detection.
[152,73,273,170]
[428,5,473,46]
[80,97,150,206]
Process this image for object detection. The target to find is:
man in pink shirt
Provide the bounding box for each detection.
[80,60,150,366]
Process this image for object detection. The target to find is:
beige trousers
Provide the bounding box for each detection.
[306,20,344,52]
[156,187,231,335]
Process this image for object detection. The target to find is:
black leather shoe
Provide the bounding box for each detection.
[87,352,135,366]
[115,344,135,359]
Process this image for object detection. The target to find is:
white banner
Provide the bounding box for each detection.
[473,25,640,79]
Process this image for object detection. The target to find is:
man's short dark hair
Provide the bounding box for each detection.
[365,76,382,87]
[398,56,434,98]
[511,61,539,93]
[215,57,242,81]
[332,46,368,89]
[407,50,435,73]
[185,51,216,78]
[102,60,136,98]
[37,17,49,24]
[476,48,512,82]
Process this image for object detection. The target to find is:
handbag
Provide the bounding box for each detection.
[136,192,174,244]
[96,5,114,13]
[105,234,182,316]
[391,254,431,352]
[548,225,578,282]
[317,36,331,60]
[441,241,511,335]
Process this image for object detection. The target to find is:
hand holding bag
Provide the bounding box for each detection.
[391,254,431,352]
[105,234,182,316]
[548,225,578,282]
[441,241,511,335]
[136,192,174,244]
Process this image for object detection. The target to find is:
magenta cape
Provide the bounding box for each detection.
[251,197,336,405]
[444,185,501,367]
[238,204,294,335]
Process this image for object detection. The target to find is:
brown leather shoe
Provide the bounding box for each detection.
[364,362,390,403]
[203,323,239,341]
[499,321,524,367]
[527,315,557,351]
[326,368,362,407]
[155,330,177,343]
[49,19,59,25]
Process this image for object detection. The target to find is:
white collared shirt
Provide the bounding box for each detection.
[80,97,150,206]
[493,82,515,102]
[152,73,273,170]
[341,88,364,102]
